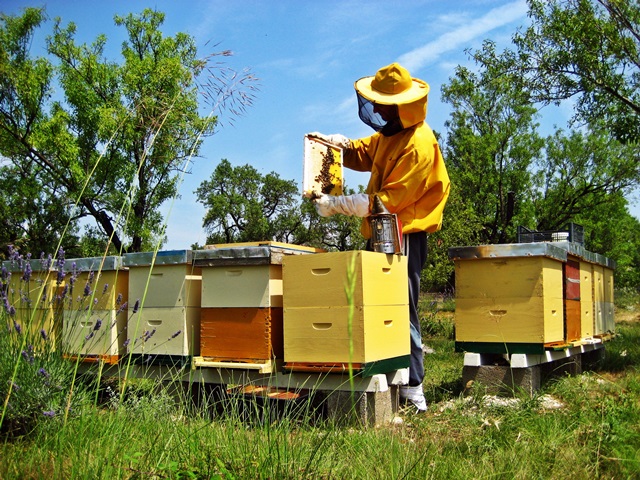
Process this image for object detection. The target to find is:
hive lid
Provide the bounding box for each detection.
[123,249,193,267]
[302,135,343,198]
[64,256,124,272]
[448,243,568,262]
[195,241,323,266]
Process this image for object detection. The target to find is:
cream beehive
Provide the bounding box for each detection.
[194,242,322,368]
[60,256,128,363]
[282,251,410,374]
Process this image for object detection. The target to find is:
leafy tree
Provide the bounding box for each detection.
[0,8,257,254]
[441,41,543,245]
[509,0,640,143]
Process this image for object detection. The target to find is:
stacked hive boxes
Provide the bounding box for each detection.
[193,242,321,372]
[123,250,201,366]
[282,250,410,376]
[60,256,128,364]
[450,242,615,355]
[2,257,60,343]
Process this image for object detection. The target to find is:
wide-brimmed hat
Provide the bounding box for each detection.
[354,63,429,105]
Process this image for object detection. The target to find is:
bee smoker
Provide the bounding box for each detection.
[369,196,402,254]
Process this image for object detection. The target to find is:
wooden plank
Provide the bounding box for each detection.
[201,265,282,308]
[564,299,581,343]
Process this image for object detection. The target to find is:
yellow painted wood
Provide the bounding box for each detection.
[580,299,594,338]
[128,265,201,308]
[283,251,408,308]
[455,257,564,300]
[454,295,564,344]
[62,309,127,357]
[201,265,282,308]
[127,306,200,356]
[6,274,57,310]
[283,304,409,364]
[592,265,605,304]
[603,268,614,303]
[579,262,594,338]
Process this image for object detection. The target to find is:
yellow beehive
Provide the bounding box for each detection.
[579,261,594,338]
[282,251,410,373]
[2,259,60,343]
[451,244,565,348]
[60,256,128,363]
[283,250,408,308]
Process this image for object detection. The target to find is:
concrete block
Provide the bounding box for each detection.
[322,388,394,427]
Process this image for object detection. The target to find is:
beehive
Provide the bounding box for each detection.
[60,256,128,363]
[450,242,616,354]
[123,250,201,365]
[2,258,60,344]
[194,242,321,369]
[450,243,566,353]
[282,250,410,376]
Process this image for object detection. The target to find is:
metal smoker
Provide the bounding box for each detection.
[369,196,402,254]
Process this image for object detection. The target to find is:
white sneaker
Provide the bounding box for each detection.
[399,384,427,413]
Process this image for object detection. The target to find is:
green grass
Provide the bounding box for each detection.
[1,295,639,479]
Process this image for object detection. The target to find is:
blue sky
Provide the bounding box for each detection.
[4,0,637,249]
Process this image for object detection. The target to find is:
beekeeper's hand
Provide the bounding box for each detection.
[314,193,370,217]
[307,132,350,150]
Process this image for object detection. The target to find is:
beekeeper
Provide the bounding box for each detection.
[308,62,450,413]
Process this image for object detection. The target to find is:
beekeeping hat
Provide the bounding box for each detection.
[354,63,430,133]
[354,63,429,105]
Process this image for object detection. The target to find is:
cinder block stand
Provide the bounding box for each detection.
[462,343,605,396]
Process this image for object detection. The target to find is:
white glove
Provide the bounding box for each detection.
[314,193,370,217]
[307,132,350,150]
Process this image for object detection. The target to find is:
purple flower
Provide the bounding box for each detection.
[85,332,94,341]
[88,271,95,284]
[13,320,21,333]
[38,367,50,378]
[169,330,182,340]
[1,266,7,281]
[93,319,102,331]
[9,305,16,317]
[133,299,140,313]
[117,301,128,315]
[22,262,32,282]
[116,293,122,306]
[83,283,92,297]
[123,339,130,348]
[94,298,98,305]
[40,328,49,341]
[102,283,109,295]
[42,410,56,417]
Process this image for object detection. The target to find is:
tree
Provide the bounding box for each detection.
[441,41,543,245]
[0,8,257,254]
[196,159,302,244]
[510,0,640,142]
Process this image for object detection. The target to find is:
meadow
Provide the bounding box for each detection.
[1,284,639,479]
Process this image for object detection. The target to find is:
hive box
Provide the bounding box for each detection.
[282,250,410,376]
[193,242,321,369]
[60,256,129,364]
[450,242,616,355]
[123,250,201,365]
[450,243,566,353]
[2,258,61,344]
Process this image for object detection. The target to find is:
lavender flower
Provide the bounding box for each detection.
[94,298,98,305]
[133,299,140,313]
[93,319,102,331]
[56,248,66,285]
[9,305,16,317]
[116,293,122,305]
[83,282,92,297]
[13,320,20,333]
[123,339,130,348]
[42,410,56,417]
[169,330,181,340]
[102,283,109,295]
[1,266,7,282]
[85,332,94,342]
[38,367,50,378]
[40,328,49,341]
[117,301,128,315]
[22,262,32,282]
[88,271,95,284]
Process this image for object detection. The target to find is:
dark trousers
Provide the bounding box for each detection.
[402,231,428,386]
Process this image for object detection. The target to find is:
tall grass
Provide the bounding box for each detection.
[1,287,639,478]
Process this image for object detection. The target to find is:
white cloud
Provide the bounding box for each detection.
[398,0,528,72]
